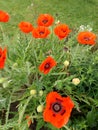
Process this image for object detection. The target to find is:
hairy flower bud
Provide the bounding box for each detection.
[37,105,44,112]
[72,78,80,85]
[30,89,37,96]
[39,90,44,96]
[64,60,69,67]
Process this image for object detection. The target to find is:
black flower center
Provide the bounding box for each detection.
[61,28,66,33]
[84,37,90,41]
[39,31,44,35]
[42,19,48,24]
[44,63,50,69]
[52,102,62,112]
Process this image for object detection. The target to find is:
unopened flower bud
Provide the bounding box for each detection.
[30,89,37,96]
[37,105,44,113]
[72,78,80,85]
[39,90,43,96]
[64,60,69,67]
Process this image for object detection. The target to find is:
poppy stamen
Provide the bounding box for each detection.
[42,19,48,24]
[44,63,50,69]
[52,102,62,113]
[84,37,90,41]
[39,31,44,35]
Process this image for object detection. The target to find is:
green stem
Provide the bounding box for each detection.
[18,95,33,129]
[5,94,12,124]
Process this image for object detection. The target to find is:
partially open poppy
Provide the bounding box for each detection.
[39,56,57,74]
[54,24,71,40]
[77,31,96,45]
[0,47,7,69]
[32,26,50,38]
[43,92,74,128]
[18,21,34,33]
[37,14,54,27]
[0,10,10,22]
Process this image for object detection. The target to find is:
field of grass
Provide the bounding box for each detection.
[0,0,98,130]
[0,0,98,33]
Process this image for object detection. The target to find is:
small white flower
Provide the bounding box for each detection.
[79,25,93,32]
[79,25,85,31]
[55,20,60,25]
[86,25,92,31]
[37,105,44,113]
[72,78,80,85]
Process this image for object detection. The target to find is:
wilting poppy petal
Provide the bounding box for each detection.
[18,21,34,33]
[39,56,57,74]
[77,31,96,45]
[43,92,74,128]
[37,14,54,27]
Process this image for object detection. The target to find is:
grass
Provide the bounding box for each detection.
[33,0,98,31]
[0,0,98,33]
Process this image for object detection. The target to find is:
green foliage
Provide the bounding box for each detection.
[0,1,98,130]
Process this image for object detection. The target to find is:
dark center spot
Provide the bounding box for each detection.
[42,19,48,24]
[39,31,44,35]
[61,29,66,33]
[44,63,50,69]
[61,110,66,115]
[84,37,90,41]
[52,102,62,112]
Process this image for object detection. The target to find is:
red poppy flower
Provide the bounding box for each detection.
[18,21,34,33]
[43,92,74,128]
[39,56,57,74]
[0,47,7,69]
[37,14,54,27]
[32,26,50,38]
[54,24,71,40]
[77,31,96,45]
[0,10,10,22]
